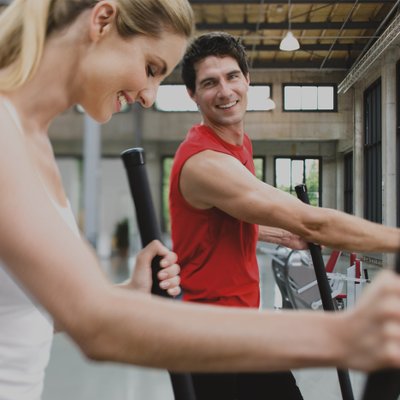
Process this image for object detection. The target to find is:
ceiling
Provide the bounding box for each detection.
[0,0,398,71]
[189,0,400,70]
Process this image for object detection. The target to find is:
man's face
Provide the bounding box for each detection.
[189,55,249,130]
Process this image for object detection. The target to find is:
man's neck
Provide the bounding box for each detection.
[202,122,245,146]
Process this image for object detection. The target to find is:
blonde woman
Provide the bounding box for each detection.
[1,2,400,400]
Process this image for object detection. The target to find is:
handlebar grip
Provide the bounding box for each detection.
[121,147,197,400]
[295,184,354,400]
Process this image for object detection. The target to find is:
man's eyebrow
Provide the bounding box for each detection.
[228,68,242,75]
[199,76,215,86]
[198,68,241,85]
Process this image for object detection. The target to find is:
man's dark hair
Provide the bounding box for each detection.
[181,32,249,93]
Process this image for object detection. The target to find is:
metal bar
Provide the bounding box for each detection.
[361,253,400,400]
[189,0,394,4]
[196,21,379,31]
[295,184,355,400]
[121,147,197,400]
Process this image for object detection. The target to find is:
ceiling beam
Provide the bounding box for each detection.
[244,43,365,51]
[190,0,394,4]
[250,58,355,69]
[196,21,380,30]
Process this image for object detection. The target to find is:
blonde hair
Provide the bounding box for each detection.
[0,0,194,91]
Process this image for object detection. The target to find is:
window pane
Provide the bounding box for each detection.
[275,158,291,194]
[155,85,197,111]
[318,87,334,110]
[284,86,301,110]
[247,86,272,111]
[291,159,304,188]
[305,159,319,206]
[253,157,265,181]
[301,86,317,110]
[276,157,321,206]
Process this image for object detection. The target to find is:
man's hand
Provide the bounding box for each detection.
[259,225,308,250]
[121,240,181,297]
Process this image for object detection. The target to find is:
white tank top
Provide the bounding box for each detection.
[0,98,80,400]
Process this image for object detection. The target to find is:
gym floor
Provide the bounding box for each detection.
[42,245,380,400]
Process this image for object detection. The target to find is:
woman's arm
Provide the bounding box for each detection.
[2,117,400,373]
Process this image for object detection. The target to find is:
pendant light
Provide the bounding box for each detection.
[279,0,300,51]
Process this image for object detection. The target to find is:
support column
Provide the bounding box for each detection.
[353,87,364,218]
[381,53,397,266]
[336,150,344,211]
[381,53,397,227]
[83,114,101,248]
[132,103,143,147]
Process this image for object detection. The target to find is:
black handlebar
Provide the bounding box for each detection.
[121,147,197,400]
[295,184,354,400]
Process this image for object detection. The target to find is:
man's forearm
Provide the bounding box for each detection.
[258,225,307,250]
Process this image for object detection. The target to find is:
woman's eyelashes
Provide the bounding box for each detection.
[147,65,156,77]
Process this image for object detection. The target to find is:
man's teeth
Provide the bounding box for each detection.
[118,93,128,106]
[218,101,237,109]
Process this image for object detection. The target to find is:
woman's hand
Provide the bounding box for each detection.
[339,270,400,371]
[120,240,181,297]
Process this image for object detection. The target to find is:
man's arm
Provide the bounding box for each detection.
[180,150,400,253]
[258,225,308,250]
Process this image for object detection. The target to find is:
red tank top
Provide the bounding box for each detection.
[169,124,260,308]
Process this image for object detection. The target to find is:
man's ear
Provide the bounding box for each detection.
[89,1,117,42]
[187,88,196,102]
[245,72,250,85]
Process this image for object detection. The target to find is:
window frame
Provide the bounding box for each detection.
[343,151,353,215]
[282,83,338,112]
[363,78,382,224]
[273,156,322,207]
[154,83,274,113]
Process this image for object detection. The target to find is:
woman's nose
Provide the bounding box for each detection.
[137,85,158,108]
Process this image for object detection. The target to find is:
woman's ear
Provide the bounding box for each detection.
[89,1,117,42]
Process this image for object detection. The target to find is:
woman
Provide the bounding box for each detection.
[0,1,191,398]
[1,2,400,400]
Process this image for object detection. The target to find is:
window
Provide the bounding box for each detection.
[253,156,265,181]
[274,157,321,206]
[247,85,274,111]
[154,84,273,112]
[344,152,353,214]
[364,79,382,223]
[283,84,337,111]
[155,85,197,112]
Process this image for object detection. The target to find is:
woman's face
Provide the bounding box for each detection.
[78,29,187,123]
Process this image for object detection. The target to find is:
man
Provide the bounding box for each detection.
[169,32,400,399]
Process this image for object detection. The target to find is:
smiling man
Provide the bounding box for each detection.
[169,31,305,400]
[169,32,400,400]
